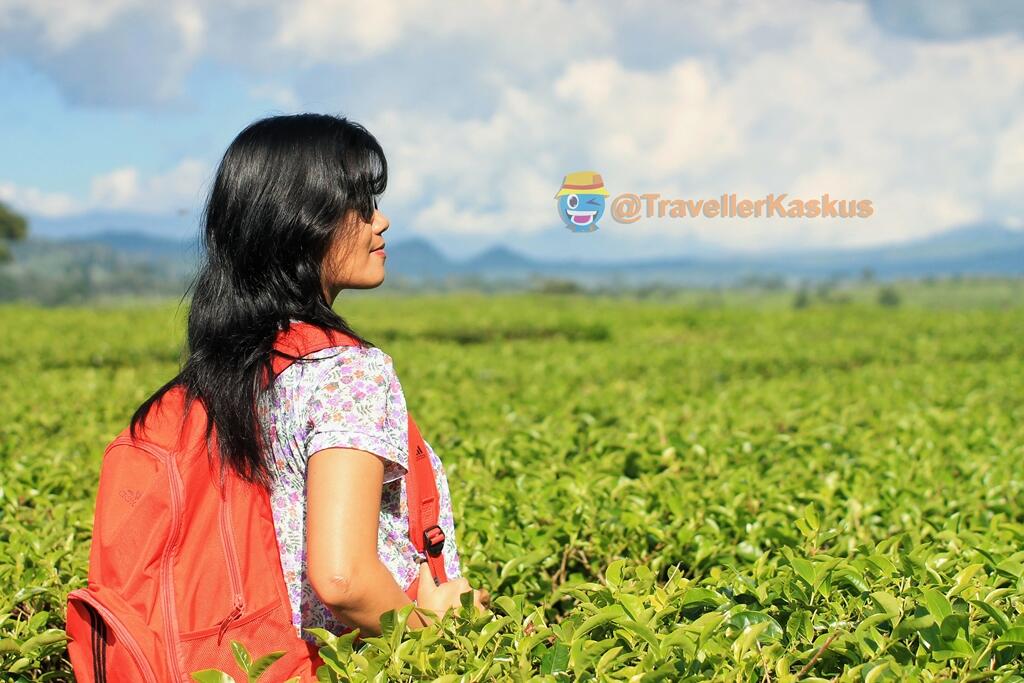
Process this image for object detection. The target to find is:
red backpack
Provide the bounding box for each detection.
[65,321,449,682]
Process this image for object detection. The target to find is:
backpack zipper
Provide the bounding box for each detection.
[109,435,187,681]
[162,443,187,681]
[217,476,247,645]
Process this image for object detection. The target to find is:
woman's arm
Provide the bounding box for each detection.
[306,446,489,634]
[306,446,430,634]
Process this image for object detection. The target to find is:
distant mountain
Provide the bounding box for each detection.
[444,222,1024,284]
[462,245,537,272]
[714,222,1024,281]
[906,224,1020,252]
[29,210,199,241]
[747,223,1022,263]
[66,230,201,259]
[5,222,1022,295]
[386,237,453,279]
[2,233,195,304]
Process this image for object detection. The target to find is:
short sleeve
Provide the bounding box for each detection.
[303,346,409,483]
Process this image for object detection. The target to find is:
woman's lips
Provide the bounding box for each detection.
[373,249,386,258]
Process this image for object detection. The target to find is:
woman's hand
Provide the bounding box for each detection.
[415,562,490,622]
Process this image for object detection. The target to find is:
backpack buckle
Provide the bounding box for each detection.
[423,525,445,556]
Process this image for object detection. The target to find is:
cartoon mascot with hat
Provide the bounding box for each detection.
[555,171,609,233]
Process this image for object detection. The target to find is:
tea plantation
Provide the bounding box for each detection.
[1,284,1023,681]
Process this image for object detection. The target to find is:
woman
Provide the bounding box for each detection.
[131,113,488,643]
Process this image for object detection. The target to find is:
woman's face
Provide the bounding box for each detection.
[321,206,389,303]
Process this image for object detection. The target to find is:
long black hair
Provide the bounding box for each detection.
[130,113,386,490]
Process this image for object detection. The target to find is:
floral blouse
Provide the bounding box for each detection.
[256,336,462,643]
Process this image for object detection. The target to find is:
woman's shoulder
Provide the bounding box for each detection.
[299,342,391,361]
[264,343,406,431]
[278,343,397,389]
[310,343,395,371]
[280,320,395,369]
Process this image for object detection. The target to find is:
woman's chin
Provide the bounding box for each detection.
[354,273,387,289]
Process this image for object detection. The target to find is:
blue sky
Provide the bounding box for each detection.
[1,0,1022,261]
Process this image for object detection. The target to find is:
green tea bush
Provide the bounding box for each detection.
[1,290,1022,681]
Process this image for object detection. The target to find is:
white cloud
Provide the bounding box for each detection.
[0,0,204,106]
[174,2,204,55]
[273,0,410,64]
[2,0,1022,251]
[249,83,300,110]
[365,84,565,235]
[0,0,141,49]
[552,57,742,182]
[358,0,1022,250]
[0,181,81,218]
[89,159,209,212]
[89,167,139,207]
[991,116,1024,197]
[0,158,210,217]
[270,0,611,71]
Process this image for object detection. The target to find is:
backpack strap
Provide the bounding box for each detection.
[270,321,358,376]
[270,321,449,595]
[405,414,449,590]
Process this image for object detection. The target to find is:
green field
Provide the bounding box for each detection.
[2,282,1023,681]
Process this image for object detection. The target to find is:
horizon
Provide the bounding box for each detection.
[15,219,1024,268]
